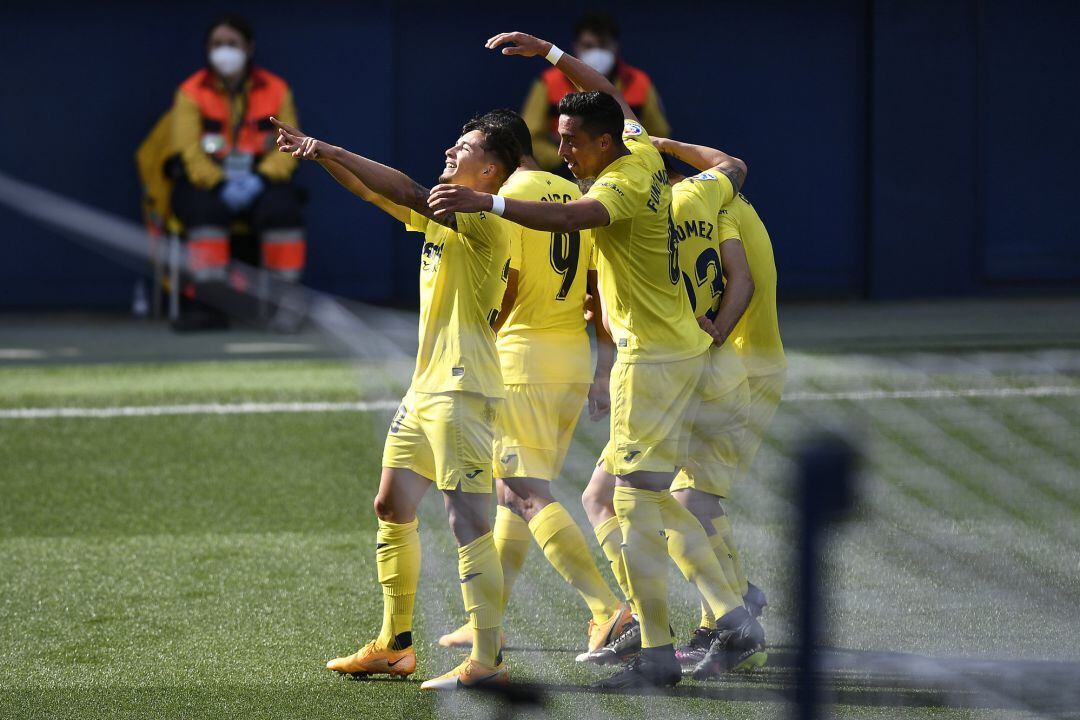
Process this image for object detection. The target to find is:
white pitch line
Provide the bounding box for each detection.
[0,385,1076,420]
[784,385,1080,402]
[0,400,400,419]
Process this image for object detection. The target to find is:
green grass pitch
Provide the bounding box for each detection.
[2,356,1078,719]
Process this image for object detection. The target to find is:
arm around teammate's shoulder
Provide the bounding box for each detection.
[427,184,610,233]
[652,136,747,195]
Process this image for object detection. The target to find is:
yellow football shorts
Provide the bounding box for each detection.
[602,351,708,476]
[736,370,786,479]
[494,382,590,481]
[671,379,751,498]
[381,389,501,493]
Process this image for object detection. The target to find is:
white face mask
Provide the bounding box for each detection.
[580,47,616,76]
[209,46,246,77]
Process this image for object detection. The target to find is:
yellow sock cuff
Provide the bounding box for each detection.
[613,486,666,504]
[528,502,577,548]
[594,515,622,546]
[377,517,419,539]
[494,505,532,542]
[709,532,726,551]
[459,531,495,559]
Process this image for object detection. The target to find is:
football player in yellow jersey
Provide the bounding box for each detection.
[716,185,787,609]
[271,114,520,690]
[653,138,767,677]
[428,32,760,690]
[437,110,633,655]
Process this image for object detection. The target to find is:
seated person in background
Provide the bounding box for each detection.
[520,12,671,172]
[169,14,305,330]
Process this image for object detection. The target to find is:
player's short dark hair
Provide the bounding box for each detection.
[461,114,523,181]
[477,109,534,159]
[574,12,619,41]
[557,91,624,140]
[206,13,255,45]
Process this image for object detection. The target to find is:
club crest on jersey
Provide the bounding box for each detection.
[691,171,717,182]
[623,120,644,136]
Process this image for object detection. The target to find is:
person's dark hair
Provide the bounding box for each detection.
[462,115,523,181]
[557,91,624,140]
[205,13,255,45]
[478,109,534,159]
[574,12,619,42]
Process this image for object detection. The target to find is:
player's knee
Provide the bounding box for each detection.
[506,492,548,522]
[446,508,489,546]
[372,494,398,522]
[581,482,611,520]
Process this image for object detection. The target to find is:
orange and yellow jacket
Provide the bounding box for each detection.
[521,60,670,170]
[171,66,299,189]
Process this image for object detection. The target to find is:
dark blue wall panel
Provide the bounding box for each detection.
[1,0,1076,308]
[980,0,1080,284]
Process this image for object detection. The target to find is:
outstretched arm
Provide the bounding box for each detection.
[486,31,640,124]
[427,184,610,233]
[317,157,411,224]
[272,117,454,229]
[652,136,747,195]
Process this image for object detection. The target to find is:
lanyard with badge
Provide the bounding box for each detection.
[201,85,254,178]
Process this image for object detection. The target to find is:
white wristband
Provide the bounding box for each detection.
[489,195,506,216]
[545,44,564,65]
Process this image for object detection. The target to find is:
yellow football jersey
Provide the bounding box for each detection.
[670,170,736,320]
[671,173,746,397]
[497,170,593,385]
[404,209,512,398]
[585,120,712,363]
[720,194,787,376]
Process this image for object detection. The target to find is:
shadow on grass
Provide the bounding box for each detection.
[476,645,1080,715]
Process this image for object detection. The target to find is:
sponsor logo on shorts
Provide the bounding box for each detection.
[623,450,642,462]
[452,367,465,377]
[500,453,517,465]
[389,404,407,433]
[460,572,482,584]
[465,469,483,479]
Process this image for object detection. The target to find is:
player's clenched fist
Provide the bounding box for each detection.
[427,184,492,219]
[485,31,552,58]
[271,116,324,160]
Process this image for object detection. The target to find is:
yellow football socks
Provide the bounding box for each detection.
[613,486,671,648]
[529,502,620,622]
[458,532,504,666]
[493,505,532,610]
[375,518,420,650]
[660,494,742,622]
[714,515,749,596]
[593,515,631,602]
[698,531,728,628]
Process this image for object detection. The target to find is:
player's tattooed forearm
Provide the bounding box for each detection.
[720,164,745,195]
[408,180,431,213]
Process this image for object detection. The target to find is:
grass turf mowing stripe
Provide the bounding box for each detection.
[2,384,1077,419]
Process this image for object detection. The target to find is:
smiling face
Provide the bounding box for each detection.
[557,115,611,179]
[439,130,497,189]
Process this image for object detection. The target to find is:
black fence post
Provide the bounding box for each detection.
[795,433,858,720]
